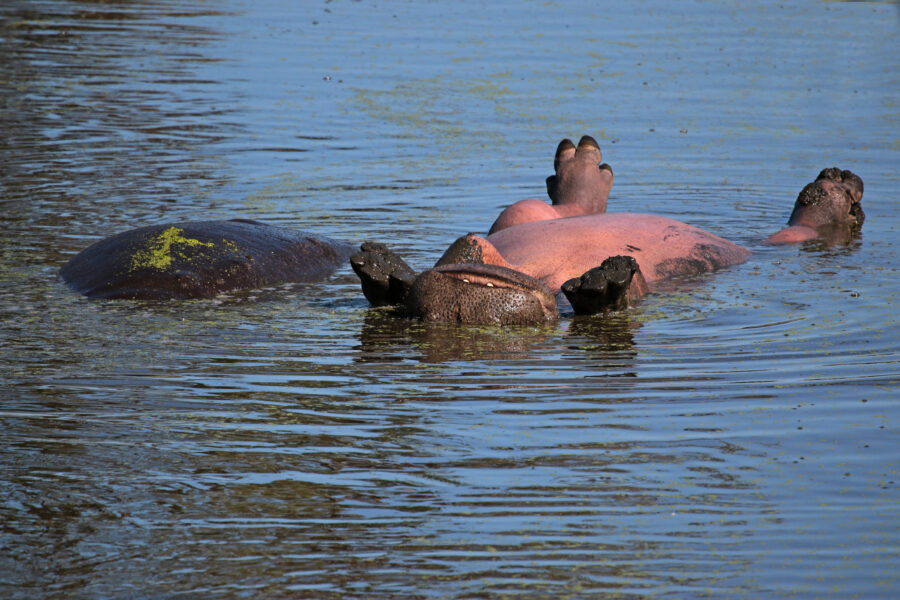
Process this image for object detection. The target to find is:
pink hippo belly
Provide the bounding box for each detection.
[485,213,750,292]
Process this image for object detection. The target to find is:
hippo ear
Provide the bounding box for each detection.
[546,175,558,203]
[554,138,576,172]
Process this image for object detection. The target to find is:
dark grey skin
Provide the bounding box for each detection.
[560,256,644,315]
[408,263,559,326]
[765,168,865,244]
[61,219,353,300]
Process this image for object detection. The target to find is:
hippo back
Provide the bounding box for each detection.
[60,219,353,299]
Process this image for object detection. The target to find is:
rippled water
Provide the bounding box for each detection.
[2,1,898,598]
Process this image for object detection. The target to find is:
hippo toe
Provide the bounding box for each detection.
[561,256,648,315]
[350,242,417,307]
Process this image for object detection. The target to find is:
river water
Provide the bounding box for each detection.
[1,1,898,598]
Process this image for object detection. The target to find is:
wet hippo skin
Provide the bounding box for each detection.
[407,263,558,325]
[764,168,865,245]
[480,212,750,292]
[61,219,353,299]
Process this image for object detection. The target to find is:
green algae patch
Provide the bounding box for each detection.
[130,226,216,272]
[219,238,240,254]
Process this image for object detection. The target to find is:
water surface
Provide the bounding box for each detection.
[1,1,898,598]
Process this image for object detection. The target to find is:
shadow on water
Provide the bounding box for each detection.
[566,313,639,356]
[356,310,556,363]
[797,232,865,256]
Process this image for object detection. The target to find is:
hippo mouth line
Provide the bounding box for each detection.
[441,269,537,292]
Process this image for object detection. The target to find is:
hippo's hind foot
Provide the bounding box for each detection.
[815,167,865,227]
[350,242,416,307]
[561,255,647,315]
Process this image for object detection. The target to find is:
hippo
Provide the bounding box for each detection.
[352,136,864,325]
[60,219,353,299]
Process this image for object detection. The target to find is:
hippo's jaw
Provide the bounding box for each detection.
[407,264,557,325]
[546,135,613,216]
[788,167,865,231]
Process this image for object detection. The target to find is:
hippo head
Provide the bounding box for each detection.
[406,263,557,325]
[545,135,613,214]
[787,168,865,232]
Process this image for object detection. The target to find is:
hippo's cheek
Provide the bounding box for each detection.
[406,267,556,326]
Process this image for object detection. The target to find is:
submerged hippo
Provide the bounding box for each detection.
[352,136,864,325]
[61,219,353,299]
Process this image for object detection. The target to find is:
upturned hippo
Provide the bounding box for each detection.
[61,219,353,299]
[352,137,864,325]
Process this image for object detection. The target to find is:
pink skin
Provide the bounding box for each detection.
[488,136,613,234]
[457,214,751,294]
[479,135,748,302]
[473,161,863,301]
[764,225,819,244]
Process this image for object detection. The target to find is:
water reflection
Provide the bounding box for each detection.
[356,310,556,363]
[567,312,639,348]
[355,292,645,363]
[797,229,864,253]
[0,1,238,242]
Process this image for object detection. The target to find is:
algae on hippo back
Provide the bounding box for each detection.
[129,226,220,272]
[61,220,353,300]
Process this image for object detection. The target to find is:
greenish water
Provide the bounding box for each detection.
[1,1,898,598]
